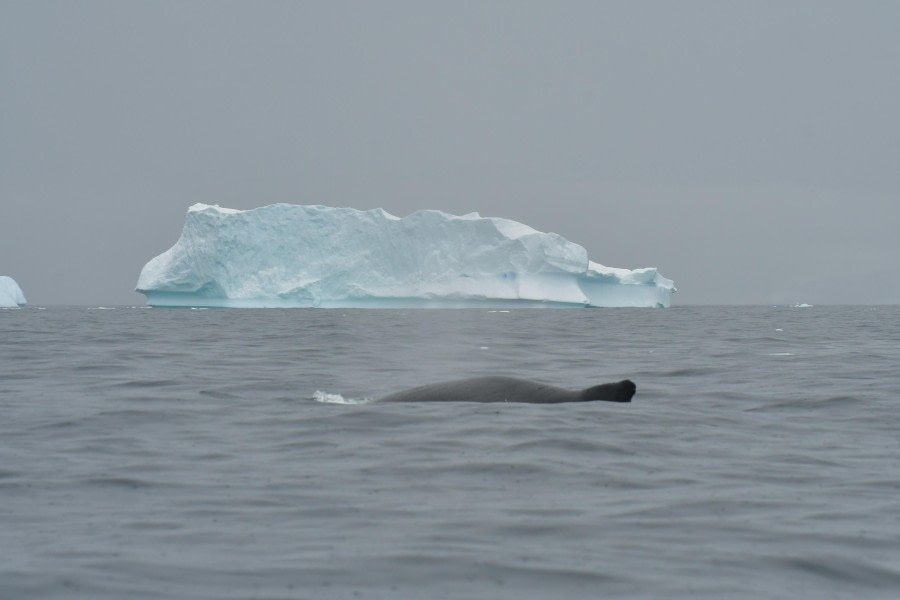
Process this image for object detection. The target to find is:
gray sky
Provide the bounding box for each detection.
[2,0,898,305]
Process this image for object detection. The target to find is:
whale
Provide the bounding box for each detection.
[378,377,635,404]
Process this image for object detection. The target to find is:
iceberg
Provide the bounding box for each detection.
[0,276,27,308]
[136,204,675,308]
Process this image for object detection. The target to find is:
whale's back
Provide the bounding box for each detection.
[379,376,634,404]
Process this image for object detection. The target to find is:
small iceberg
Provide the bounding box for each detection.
[0,276,26,308]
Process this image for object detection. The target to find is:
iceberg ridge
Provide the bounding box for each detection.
[0,276,27,308]
[136,203,674,308]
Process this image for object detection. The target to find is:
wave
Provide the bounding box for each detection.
[313,390,373,405]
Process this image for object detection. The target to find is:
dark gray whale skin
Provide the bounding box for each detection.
[378,377,635,404]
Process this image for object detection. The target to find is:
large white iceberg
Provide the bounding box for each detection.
[136,204,675,308]
[0,276,27,308]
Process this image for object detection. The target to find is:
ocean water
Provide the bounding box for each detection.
[1,305,899,599]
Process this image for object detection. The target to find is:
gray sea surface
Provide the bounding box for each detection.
[1,305,899,599]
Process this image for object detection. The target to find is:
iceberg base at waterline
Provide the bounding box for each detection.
[0,276,27,308]
[136,203,675,308]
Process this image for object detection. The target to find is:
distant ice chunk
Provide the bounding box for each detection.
[0,276,26,308]
[136,203,675,308]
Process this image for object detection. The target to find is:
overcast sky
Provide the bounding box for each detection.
[2,1,898,305]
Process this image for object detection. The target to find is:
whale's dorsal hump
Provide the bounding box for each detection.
[580,380,636,403]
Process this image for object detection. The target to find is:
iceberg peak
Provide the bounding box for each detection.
[136,203,674,308]
[188,203,242,215]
